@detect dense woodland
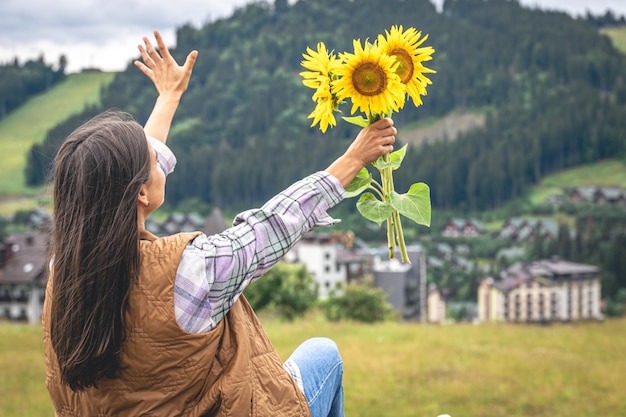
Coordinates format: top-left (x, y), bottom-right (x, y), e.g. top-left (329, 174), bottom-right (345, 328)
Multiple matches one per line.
top-left (0, 55), bottom-right (66, 119)
top-left (22, 0), bottom-right (626, 211)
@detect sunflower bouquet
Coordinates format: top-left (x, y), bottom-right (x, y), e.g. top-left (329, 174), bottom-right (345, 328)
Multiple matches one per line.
top-left (300, 26), bottom-right (435, 263)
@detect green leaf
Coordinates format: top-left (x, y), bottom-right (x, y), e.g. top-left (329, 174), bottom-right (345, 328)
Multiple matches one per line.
top-left (372, 144), bottom-right (408, 170)
top-left (389, 183), bottom-right (431, 227)
top-left (345, 168), bottom-right (373, 198)
top-left (342, 115), bottom-right (370, 127)
top-left (356, 193), bottom-right (394, 226)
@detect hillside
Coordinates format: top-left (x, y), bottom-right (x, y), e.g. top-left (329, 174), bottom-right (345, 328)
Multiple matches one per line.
top-left (2, 2), bottom-right (626, 216)
top-left (21, 0), bottom-right (626, 213)
top-left (601, 25), bottom-right (626, 53)
top-left (529, 159), bottom-right (626, 204)
top-left (0, 71), bottom-right (114, 213)
top-left (400, 111), bottom-right (486, 145)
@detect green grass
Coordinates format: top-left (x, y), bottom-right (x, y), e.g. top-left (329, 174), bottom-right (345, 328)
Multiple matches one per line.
top-left (0, 72), bottom-right (115, 200)
top-left (602, 25), bottom-right (626, 54)
top-left (3, 316), bottom-right (625, 417)
top-left (529, 159), bottom-right (626, 205)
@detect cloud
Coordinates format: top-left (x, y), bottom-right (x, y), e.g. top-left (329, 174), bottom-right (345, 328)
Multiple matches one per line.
top-left (0, 0), bottom-right (253, 71)
top-left (518, 0), bottom-right (626, 16)
top-left (1, 0), bottom-right (249, 42)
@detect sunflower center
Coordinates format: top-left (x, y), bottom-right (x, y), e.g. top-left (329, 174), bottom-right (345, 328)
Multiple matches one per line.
top-left (351, 62), bottom-right (387, 96)
top-left (389, 48), bottom-right (414, 84)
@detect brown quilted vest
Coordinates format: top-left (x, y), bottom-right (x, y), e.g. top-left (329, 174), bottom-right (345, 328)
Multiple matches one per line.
top-left (43, 231), bottom-right (311, 417)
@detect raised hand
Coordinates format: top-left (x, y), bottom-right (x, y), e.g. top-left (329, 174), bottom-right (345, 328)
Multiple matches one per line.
top-left (135, 30), bottom-right (198, 101)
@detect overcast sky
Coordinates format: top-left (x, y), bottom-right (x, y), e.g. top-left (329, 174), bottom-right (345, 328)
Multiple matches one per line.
top-left (1, 0), bottom-right (625, 73)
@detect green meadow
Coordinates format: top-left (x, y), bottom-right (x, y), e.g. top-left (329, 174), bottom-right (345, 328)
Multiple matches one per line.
top-left (2, 316), bottom-right (625, 417)
top-left (0, 71), bottom-right (114, 213)
top-left (602, 25), bottom-right (626, 54)
top-left (528, 159), bottom-right (626, 205)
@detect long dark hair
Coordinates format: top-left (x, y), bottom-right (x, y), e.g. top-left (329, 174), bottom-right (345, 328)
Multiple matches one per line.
top-left (49, 111), bottom-right (151, 391)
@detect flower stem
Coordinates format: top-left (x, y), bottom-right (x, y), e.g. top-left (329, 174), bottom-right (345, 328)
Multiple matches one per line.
top-left (394, 210), bottom-right (410, 263)
top-left (382, 153), bottom-right (395, 259)
top-left (387, 213), bottom-right (395, 260)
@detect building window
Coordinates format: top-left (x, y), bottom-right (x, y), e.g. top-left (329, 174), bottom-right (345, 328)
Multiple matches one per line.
top-left (0, 287), bottom-right (9, 302)
top-left (324, 265), bottom-right (330, 273)
top-left (503, 298), bottom-right (509, 320)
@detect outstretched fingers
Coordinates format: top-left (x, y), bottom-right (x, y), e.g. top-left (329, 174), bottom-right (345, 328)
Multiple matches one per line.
top-left (183, 50), bottom-right (199, 73)
top-left (152, 30), bottom-right (171, 60)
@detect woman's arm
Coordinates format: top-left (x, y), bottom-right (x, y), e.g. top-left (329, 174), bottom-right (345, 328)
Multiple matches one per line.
top-left (175, 120), bottom-right (397, 333)
top-left (135, 30), bottom-right (198, 143)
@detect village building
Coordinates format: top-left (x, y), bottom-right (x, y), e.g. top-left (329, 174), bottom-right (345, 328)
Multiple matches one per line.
top-left (372, 246), bottom-right (427, 321)
top-left (442, 218), bottom-right (486, 238)
top-left (0, 231), bottom-right (49, 323)
top-left (496, 217), bottom-right (558, 242)
top-left (203, 207), bottom-right (229, 236)
top-left (284, 232), bottom-right (366, 299)
top-left (478, 258), bottom-right (602, 323)
top-left (564, 186), bottom-right (626, 207)
top-left (427, 284), bottom-right (447, 324)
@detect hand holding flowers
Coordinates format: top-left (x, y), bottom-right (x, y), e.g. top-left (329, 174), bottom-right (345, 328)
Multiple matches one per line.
top-left (300, 25), bottom-right (436, 262)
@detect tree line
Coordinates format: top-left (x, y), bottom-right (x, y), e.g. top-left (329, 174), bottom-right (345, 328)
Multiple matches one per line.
top-left (0, 56), bottom-right (66, 119)
top-left (23, 0), bottom-right (626, 213)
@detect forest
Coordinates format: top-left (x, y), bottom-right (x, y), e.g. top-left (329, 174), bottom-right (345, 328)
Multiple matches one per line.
top-left (0, 56), bottom-right (66, 119)
top-left (18, 0), bottom-right (626, 212)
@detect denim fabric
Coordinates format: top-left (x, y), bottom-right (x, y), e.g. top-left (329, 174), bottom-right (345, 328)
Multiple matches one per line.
top-left (285, 337), bottom-right (344, 417)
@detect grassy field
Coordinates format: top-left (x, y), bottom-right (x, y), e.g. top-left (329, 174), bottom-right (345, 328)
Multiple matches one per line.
top-left (529, 159), bottom-right (626, 205)
top-left (2, 316), bottom-right (625, 417)
top-left (602, 25), bottom-right (626, 54)
top-left (0, 71), bottom-right (115, 211)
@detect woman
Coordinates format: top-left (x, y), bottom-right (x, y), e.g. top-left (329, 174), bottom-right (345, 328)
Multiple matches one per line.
top-left (43, 31), bottom-right (397, 417)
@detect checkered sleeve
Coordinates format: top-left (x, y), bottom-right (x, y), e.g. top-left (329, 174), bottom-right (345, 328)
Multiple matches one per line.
top-left (147, 136), bottom-right (177, 176)
top-left (174, 171), bottom-right (345, 333)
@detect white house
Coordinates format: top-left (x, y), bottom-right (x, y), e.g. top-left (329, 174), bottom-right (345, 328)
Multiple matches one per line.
top-left (285, 232), bottom-right (365, 299)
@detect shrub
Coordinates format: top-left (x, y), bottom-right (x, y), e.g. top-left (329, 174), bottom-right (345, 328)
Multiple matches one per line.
top-left (320, 281), bottom-right (397, 323)
top-left (245, 262), bottom-right (318, 321)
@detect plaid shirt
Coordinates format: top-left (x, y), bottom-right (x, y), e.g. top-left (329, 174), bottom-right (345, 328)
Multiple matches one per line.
top-left (149, 138), bottom-right (345, 334)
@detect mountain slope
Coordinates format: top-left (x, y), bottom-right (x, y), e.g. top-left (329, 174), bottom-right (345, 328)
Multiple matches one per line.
top-left (0, 71), bottom-right (114, 200)
top-left (17, 0), bottom-right (626, 212)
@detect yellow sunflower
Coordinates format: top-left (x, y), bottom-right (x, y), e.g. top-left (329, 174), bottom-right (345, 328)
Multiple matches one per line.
top-left (333, 39), bottom-right (406, 117)
top-left (300, 42), bottom-right (341, 132)
top-left (377, 25), bottom-right (436, 107)
top-left (307, 77), bottom-right (337, 133)
top-left (300, 42), bottom-right (337, 90)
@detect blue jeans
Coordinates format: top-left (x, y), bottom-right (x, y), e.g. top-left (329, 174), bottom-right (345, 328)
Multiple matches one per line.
top-left (284, 337), bottom-right (344, 417)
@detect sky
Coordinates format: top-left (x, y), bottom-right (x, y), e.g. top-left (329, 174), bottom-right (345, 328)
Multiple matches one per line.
top-left (1, 0), bottom-right (625, 73)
